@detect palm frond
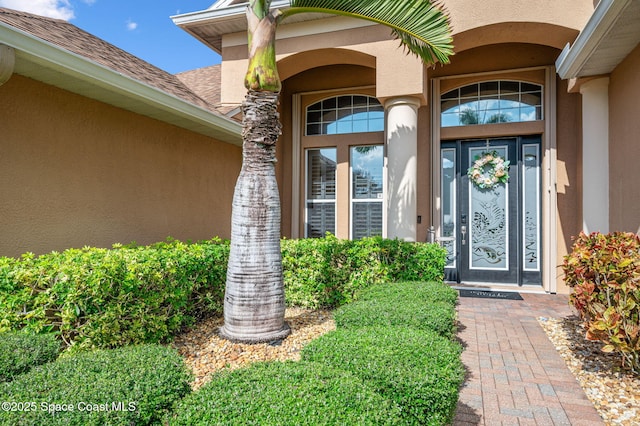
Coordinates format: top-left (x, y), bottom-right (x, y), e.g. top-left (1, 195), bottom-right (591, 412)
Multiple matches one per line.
top-left (281, 0), bottom-right (453, 65)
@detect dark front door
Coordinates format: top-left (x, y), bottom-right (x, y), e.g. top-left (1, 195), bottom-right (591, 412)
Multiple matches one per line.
top-left (441, 136), bottom-right (542, 286)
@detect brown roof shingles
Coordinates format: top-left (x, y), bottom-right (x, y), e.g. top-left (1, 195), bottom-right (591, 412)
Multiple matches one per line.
top-left (0, 7), bottom-right (217, 112)
top-left (176, 64), bottom-right (240, 118)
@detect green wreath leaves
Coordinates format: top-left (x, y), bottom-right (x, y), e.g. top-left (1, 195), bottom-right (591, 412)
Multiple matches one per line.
top-left (467, 151), bottom-right (510, 189)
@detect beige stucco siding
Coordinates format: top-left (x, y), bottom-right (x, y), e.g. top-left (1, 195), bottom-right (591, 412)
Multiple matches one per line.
top-left (609, 42), bottom-right (640, 234)
top-left (0, 75), bottom-right (241, 257)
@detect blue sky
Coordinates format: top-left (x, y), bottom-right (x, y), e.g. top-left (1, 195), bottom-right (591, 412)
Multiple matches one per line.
top-left (0, 0), bottom-right (223, 74)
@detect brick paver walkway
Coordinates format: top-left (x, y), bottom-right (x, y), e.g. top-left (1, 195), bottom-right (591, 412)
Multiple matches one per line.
top-left (453, 292), bottom-right (604, 425)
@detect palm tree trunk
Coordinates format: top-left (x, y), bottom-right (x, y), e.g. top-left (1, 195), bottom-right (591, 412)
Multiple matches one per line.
top-left (219, 90), bottom-right (290, 343)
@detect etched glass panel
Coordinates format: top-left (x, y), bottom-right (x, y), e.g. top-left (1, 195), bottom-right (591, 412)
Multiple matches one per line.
top-left (351, 145), bottom-right (383, 239)
top-left (523, 144), bottom-right (540, 271)
top-left (441, 149), bottom-right (456, 267)
top-left (306, 148), bottom-right (336, 238)
top-left (469, 146), bottom-right (508, 270)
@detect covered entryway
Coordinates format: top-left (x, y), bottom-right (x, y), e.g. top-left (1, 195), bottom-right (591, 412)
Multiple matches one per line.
top-left (440, 136), bottom-right (542, 286)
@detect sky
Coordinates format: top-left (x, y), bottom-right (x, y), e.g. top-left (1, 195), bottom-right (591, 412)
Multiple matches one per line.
top-left (0, 0), bottom-right (223, 74)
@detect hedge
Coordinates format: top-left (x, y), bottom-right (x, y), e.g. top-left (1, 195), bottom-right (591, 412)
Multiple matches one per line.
top-left (0, 332), bottom-right (60, 382)
top-left (302, 326), bottom-right (463, 425)
top-left (0, 344), bottom-right (192, 426)
top-left (0, 236), bottom-right (445, 351)
top-left (0, 238), bottom-right (229, 352)
top-left (281, 235), bottom-right (446, 307)
top-left (333, 282), bottom-right (457, 338)
top-left (169, 361), bottom-right (402, 425)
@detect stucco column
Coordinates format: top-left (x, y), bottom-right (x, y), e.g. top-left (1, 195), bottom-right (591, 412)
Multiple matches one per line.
top-left (385, 97), bottom-right (420, 241)
top-left (580, 77), bottom-right (609, 234)
top-left (0, 44), bottom-right (15, 86)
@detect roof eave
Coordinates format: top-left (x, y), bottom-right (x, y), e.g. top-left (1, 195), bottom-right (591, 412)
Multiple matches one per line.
top-left (556, 0), bottom-right (637, 79)
top-left (172, 1), bottom-right (290, 52)
top-left (0, 21), bottom-right (242, 146)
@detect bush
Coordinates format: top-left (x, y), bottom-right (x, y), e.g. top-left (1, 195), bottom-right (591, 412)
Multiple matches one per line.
top-left (0, 344), bottom-right (192, 425)
top-left (0, 235), bottom-right (446, 351)
top-left (282, 236), bottom-right (446, 308)
top-left (0, 332), bottom-right (60, 382)
top-left (170, 361), bottom-right (401, 425)
top-left (563, 231), bottom-right (640, 373)
top-left (334, 282), bottom-right (457, 338)
top-left (302, 327), bottom-right (464, 425)
top-left (0, 238), bottom-right (228, 351)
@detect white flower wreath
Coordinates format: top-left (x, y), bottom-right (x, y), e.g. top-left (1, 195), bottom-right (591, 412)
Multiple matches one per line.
top-left (467, 150), bottom-right (510, 189)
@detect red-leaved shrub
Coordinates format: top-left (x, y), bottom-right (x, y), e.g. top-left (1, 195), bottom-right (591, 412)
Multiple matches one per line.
top-left (563, 232), bottom-right (640, 374)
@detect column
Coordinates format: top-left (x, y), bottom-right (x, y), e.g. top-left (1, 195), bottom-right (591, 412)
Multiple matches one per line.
top-left (385, 97), bottom-right (420, 241)
top-left (580, 78), bottom-right (609, 234)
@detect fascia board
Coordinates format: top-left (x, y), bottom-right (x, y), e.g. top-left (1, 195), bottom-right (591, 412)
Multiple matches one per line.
top-left (556, 0), bottom-right (631, 79)
top-left (172, 0), bottom-right (290, 26)
top-left (0, 22), bottom-right (242, 145)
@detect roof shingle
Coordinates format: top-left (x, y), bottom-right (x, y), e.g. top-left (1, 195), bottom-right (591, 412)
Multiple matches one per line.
top-left (0, 7), bottom-right (215, 111)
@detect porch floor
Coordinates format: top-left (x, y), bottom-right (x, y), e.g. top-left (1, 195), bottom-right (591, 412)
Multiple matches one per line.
top-left (453, 291), bottom-right (604, 425)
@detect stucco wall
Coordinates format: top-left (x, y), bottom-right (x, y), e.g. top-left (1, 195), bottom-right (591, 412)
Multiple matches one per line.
top-left (609, 43), bottom-right (640, 234)
top-left (0, 75), bottom-right (241, 257)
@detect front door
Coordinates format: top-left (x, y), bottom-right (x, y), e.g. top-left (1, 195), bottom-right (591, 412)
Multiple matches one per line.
top-left (440, 136), bottom-right (542, 286)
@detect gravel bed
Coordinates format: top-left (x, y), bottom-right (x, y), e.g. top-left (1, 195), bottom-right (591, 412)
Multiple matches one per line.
top-left (538, 316), bottom-right (640, 426)
top-left (172, 308), bottom-right (335, 390)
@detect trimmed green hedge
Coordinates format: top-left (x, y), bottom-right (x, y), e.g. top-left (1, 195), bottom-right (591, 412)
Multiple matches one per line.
top-left (171, 282), bottom-right (461, 425)
top-left (282, 236), bottom-right (446, 308)
top-left (170, 361), bottom-right (402, 425)
top-left (302, 327), bottom-right (464, 425)
top-left (0, 236), bottom-right (445, 351)
top-left (0, 239), bottom-right (229, 352)
top-left (0, 332), bottom-right (60, 382)
top-left (333, 282), bottom-right (458, 338)
top-left (0, 344), bottom-right (192, 426)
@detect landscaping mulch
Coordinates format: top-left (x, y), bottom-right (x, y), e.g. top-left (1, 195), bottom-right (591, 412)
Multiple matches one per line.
top-left (172, 308), bottom-right (335, 390)
top-left (539, 316), bottom-right (640, 426)
top-left (173, 307), bottom-right (639, 425)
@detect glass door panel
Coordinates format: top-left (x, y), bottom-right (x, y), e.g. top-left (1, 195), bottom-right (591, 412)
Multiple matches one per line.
top-left (468, 146), bottom-right (509, 271)
top-left (441, 136), bottom-right (542, 285)
top-left (305, 148), bottom-right (337, 238)
top-left (350, 145), bottom-right (383, 239)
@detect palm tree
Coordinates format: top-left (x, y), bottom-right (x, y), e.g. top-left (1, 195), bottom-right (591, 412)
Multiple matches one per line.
top-left (219, 0), bottom-right (454, 343)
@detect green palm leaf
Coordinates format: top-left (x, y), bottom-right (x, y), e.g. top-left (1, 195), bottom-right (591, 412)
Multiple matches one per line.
top-left (281, 0), bottom-right (453, 65)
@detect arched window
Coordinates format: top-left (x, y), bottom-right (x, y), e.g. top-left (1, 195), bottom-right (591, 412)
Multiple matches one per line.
top-left (441, 81), bottom-right (543, 127)
top-left (306, 95), bottom-right (384, 135)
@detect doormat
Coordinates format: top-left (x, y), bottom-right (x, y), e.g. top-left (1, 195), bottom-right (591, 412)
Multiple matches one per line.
top-left (458, 289), bottom-right (523, 300)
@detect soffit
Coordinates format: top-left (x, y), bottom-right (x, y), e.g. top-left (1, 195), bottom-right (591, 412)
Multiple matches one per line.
top-left (172, 1), bottom-right (334, 53)
top-left (556, 0), bottom-right (640, 78)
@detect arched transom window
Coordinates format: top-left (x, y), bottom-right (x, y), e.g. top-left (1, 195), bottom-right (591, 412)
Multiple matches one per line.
top-left (441, 81), bottom-right (543, 127)
top-left (306, 95), bottom-right (384, 135)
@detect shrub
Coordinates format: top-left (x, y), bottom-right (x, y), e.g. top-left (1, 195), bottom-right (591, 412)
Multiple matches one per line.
top-left (355, 281), bottom-right (458, 305)
top-left (0, 238), bottom-right (228, 351)
top-left (334, 282), bottom-right (457, 338)
top-left (282, 236), bottom-right (446, 308)
top-left (0, 344), bottom-right (192, 425)
top-left (0, 332), bottom-right (60, 382)
top-left (0, 235), bottom-right (445, 350)
top-left (170, 361), bottom-right (401, 425)
top-left (302, 327), bottom-right (464, 425)
top-left (563, 231), bottom-right (640, 373)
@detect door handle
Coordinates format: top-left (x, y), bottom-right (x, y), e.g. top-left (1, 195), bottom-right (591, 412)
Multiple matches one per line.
top-left (461, 225), bottom-right (467, 245)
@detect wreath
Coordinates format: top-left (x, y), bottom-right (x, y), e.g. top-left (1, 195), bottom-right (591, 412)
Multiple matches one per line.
top-left (467, 150), bottom-right (510, 189)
